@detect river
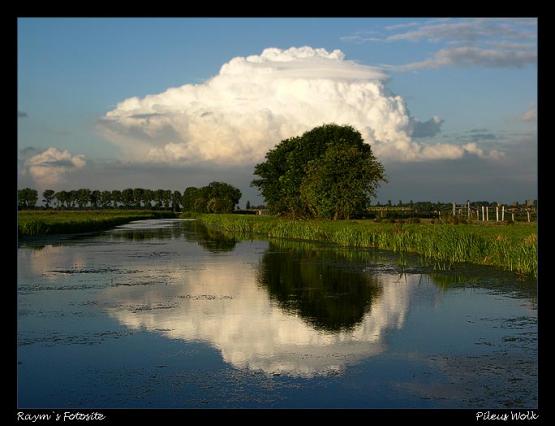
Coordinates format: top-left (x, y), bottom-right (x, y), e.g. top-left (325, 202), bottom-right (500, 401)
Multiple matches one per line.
top-left (17, 218), bottom-right (537, 408)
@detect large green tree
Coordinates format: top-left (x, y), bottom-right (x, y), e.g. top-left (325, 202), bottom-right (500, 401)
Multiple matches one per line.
top-left (181, 182), bottom-right (241, 213)
top-left (252, 136), bottom-right (301, 215)
top-left (252, 124), bottom-right (386, 218)
top-left (205, 182), bottom-right (241, 213)
top-left (300, 145), bottom-right (386, 219)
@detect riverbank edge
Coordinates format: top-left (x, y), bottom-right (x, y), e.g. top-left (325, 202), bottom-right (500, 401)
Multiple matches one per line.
top-left (194, 213), bottom-right (537, 278)
top-left (17, 210), bottom-right (178, 237)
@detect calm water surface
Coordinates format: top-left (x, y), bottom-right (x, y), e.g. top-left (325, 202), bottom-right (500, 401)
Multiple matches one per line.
top-left (17, 219), bottom-right (537, 408)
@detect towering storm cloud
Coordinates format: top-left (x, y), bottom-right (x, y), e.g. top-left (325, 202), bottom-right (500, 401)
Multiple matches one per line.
top-left (99, 46), bottom-right (502, 165)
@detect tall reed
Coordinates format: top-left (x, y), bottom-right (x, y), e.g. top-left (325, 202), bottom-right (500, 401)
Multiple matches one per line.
top-left (196, 214), bottom-right (537, 278)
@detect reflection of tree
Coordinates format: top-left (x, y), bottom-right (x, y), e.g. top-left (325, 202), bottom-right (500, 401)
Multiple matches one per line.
top-left (257, 241), bottom-right (382, 332)
top-left (429, 272), bottom-right (473, 290)
top-left (428, 269), bottom-right (537, 305)
top-left (182, 221), bottom-right (238, 253)
top-left (104, 221), bottom-right (238, 253)
top-left (20, 220), bottom-right (239, 254)
top-left (107, 226), bottom-right (185, 242)
top-left (20, 222), bottom-right (187, 247)
top-left (18, 232), bottom-right (108, 250)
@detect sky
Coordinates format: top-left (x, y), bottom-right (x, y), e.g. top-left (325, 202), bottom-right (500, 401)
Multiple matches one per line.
top-left (17, 17), bottom-right (538, 205)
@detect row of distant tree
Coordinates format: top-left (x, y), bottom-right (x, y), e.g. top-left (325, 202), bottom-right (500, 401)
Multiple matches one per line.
top-left (17, 182), bottom-right (243, 213)
top-left (17, 185), bottom-right (534, 214)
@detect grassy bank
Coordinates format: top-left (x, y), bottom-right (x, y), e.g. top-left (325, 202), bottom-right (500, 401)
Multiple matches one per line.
top-left (195, 214), bottom-right (537, 278)
top-left (18, 209), bottom-right (177, 237)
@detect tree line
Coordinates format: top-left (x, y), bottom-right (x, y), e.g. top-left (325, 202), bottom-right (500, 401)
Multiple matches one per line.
top-left (17, 181), bottom-right (242, 213)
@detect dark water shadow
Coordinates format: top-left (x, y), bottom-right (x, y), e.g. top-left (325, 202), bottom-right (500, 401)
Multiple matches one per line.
top-left (180, 220), bottom-right (238, 253)
top-left (256, 240), bottom-right (382, 332)
top-left (255, 239), bottom-right (537, 333)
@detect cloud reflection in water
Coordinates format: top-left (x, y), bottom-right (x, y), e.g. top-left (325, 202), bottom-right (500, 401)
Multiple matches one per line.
top-left (102, 242), bottom-right (418, 377)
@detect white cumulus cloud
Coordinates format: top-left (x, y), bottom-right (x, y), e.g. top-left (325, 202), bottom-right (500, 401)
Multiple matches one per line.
top-left (23, 147), bottom-right (86, 188)
top-left (99, 46), bottom-right (502, 165)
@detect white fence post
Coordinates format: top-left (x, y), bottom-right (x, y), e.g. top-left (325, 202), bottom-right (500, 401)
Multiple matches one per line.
top-left (452, 202), bottom-right (455, 216)
top-left (496, 206), bottom-right (499, 222)
top-left (502, 205), bottom-right (505, 222)
top-left (486, 206), bottom-right (489, 222)
top-left (527, 210), bottom-right (531, 222)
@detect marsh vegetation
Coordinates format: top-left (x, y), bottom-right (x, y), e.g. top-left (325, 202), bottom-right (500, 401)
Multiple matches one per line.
top-left (196, 214), bottom-right (537, 278)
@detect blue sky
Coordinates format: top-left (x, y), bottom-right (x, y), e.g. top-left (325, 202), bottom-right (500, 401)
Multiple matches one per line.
top-left (17, 18), bottom-right (537, 204)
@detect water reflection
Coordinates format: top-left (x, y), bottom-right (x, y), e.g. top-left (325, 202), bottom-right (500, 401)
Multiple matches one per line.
top-left (19, 220), bottom-right (537, 378)
top-left (19, 219), bottom-right (238, 254)
top-left (108, 219), bottom-right (189, 242)
top-left (101, 240), bottom-right (417, 377)
top-left (110, 220), bottom-right (238, 253)
top-left (18, 244), bottom-right (88, 282)
top-left (428, 270), bottom-right (537, 304)
top-left (257, 241), bottom-right (382, 332)
top-left (17, 219), bottom-right (538, 407)
top-left (182, 220), bottom-right (238, 253)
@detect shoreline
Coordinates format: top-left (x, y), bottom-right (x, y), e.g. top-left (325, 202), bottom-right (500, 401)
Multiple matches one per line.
top-left (194, 213), bottom-right (537, 278)
top-left (17, 210), bottom-right (178, 238)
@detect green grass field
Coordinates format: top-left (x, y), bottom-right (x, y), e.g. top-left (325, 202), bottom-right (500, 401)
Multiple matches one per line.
top-left (195, 214), bottom-right (538, 278)
top-left (18, 209), bottom-right (177, 237)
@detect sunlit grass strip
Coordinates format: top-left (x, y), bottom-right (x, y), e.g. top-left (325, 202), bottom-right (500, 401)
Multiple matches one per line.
top-left (195, 214), bottom-right (537, 278)
top-left (18, 210), bottom-right (177, 237)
